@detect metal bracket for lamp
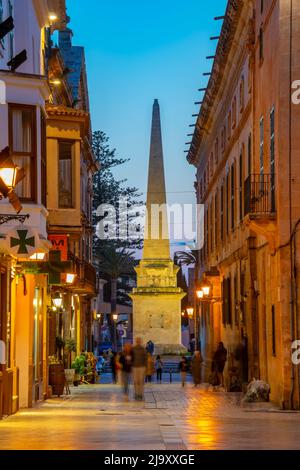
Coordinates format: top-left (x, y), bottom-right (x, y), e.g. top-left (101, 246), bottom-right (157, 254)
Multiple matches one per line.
top-left (0, 213), bottom-right (30, 225)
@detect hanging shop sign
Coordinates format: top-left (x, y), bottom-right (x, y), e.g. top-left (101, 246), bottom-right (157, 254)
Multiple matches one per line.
top-left (8, 225), bottom-right (37, 257)
top-left (48, 234), bottom-right (68, 261)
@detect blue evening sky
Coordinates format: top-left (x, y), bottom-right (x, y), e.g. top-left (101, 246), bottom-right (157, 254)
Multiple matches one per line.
top-left (68, 0), bottom-right (227, 239)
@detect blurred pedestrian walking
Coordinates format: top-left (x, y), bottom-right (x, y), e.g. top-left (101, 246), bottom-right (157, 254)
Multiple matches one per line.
top-left (191, 351), bottom-right (203, 387)
top-left (110, 352), bottom-right (117, 384)
top-left (132, 337), bottom-right (147, 400)
top-left (155, 355), bottom-right (163, 383)
top-left (146, 352), bottom-right (154, 383)
top-left (119, 343), bottom-right (133, 396)
top-left (179, 355), bottom-right (188, 387)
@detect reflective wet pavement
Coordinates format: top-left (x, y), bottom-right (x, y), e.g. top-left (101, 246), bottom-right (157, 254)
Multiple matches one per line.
top-left (1, 381), bottom-right (300, 450)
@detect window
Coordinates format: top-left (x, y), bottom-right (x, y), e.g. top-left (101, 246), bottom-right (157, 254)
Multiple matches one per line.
top-left (232, 97), bottom-right (237, 129)
top-left (234, 275), bottom-right (238, 324)
top-left (227, 111), bottom-right (232, 140)
top-left (231, 163), bottom-right (235, 230)
top-left (222, 277), bottom-right (232, 325)
top-left (261, 0), bottom-right (264, 14)
top-left (270, 107), bottom-right (275, 211)
top-left (272, 305), bottom-right (276, 356)
top-left (259, 27), bottom-right (264, 62)
top-left (9, 104), bottom-right (36, 201)
top-left (209, 153), bottom-right (213, 177)
top-left (215, 190), bottom-right (218, 249)
top-left (58, 141), bottom-right (74, 208)
top-left (239, 150), bottom-right (244, 221)
top-left (226, 173), bottom-right (230, 236)
top-left (221, 126), bottom-right (226, 152)
top-left (210, 202), bottom-right (213, 253)
top-left (260, 117), bottom-right (264, 175)
top-left (220, 184), bottom-right (224, 242)
top-left (240, 270), bottom-right (246, 323)
top-left (215, 138), bottom-right (219, 164)
top-left (205, 208), bottom-right (209, 259)
top-left (239, 76), bottom-right (245, 112)
top-left (41, 111), bottom-right (47, 206)
top-left (248, 133), bottom-right (252, 177)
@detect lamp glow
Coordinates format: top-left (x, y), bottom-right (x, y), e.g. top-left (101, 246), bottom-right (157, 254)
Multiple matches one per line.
top-left (0, 167), bottom-right (17, 188)
top-left (53, 294), bottom-right (63, 309)
top-left (49, 14), bottom-right (58, 21)
top-left (196, 290), bottom-right (204, 299)
top-left (202, 286), bottom-right (210, 296)
top-left (66, 273), bottom-right (75, 284)
top-left (113, 314), bottom-right (118, 321)
top-left (186, 307), bottom-right (194, 318)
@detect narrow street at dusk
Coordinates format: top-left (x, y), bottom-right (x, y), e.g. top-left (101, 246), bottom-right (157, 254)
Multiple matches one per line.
top-left (1, 0), bottom-right (300, 459)
top-left (1, 379), bottom-right (300, 451)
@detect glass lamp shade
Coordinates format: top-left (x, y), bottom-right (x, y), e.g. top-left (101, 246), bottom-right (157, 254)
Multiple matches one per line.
top-left (186, 307), bottom-right (194, 318)
top-left (202, 286), bottom-right (211, 296)
top-left (0, 167), bottom-right (17, 188)
top-left (112, 314), bottom-right (118, 321)
top-left (196, 290), bottom-right (204, 299)
top-left (66, 273), bottom-right (76, 284)
top-left (53, 295), bottom-right (63, 308)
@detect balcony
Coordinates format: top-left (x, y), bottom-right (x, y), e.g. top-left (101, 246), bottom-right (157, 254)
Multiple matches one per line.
top-left (244, 174), bottom-right (276, 254)
top-left (68, 253), bottom-right (97, 294)
top-left (244, 174), bottom-right (276, 217)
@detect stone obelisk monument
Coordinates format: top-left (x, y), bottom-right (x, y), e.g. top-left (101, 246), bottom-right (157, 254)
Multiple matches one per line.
top-left (130, 100), bottom-right (186, 354)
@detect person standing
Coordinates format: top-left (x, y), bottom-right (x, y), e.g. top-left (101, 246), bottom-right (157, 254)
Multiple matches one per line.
top-left (213, 342), bottom-right (228, 388)
top-left (191, 351), bottom-right (203, 387)
top-left (155, 355), bottom-right (163, 383)
top-left (132, 337), bottom-right (147, 400)
top-left (179, 356), bottom-right (188, 387)
top-left (119, 343), bottom-right (132, 396)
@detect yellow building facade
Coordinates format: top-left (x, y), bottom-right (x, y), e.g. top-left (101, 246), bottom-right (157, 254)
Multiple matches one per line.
top-left (188, 0), bottom-right (300, 408)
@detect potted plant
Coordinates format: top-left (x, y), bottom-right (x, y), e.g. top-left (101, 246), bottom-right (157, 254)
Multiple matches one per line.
top-left (64, 339), bottom-right (77, 385)
top-left (71, 353), bottom-right (86, 386)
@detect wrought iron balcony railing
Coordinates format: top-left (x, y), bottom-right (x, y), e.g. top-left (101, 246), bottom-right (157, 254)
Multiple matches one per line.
top-left (244, 174), bottom-right (276, 216)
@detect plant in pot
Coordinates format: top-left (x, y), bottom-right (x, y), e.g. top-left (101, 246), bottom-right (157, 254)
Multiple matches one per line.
top-left (64, 338), bottom-right (77, 385)
top-left (71, 353), bottom-right (86, 386)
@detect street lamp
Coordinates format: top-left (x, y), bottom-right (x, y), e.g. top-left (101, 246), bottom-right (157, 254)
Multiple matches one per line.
top-left (66, 273), bottom-right (76, 284)
top-left (196, 289), bottom-right (204, 299)
top-left (186, 307), bottom-right (194, 319)
top-left (0, 146), bottom-right (28, 220)
top-left (112, 314), bottom-right (118, 351)
top-left (202, 285), bottom-right (211, 297)
top-left (96, 313), bottom-right (101, 321)
top-left (52, 293), bottom-right (63, 309)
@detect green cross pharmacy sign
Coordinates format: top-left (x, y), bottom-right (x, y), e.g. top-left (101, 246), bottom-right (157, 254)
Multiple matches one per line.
top-left (9, 226), bottom-right (36, 256)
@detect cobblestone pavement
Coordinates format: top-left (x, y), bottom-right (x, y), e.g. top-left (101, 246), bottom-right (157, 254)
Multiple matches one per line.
top-left (1, 381), bottom-right (300, 450)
